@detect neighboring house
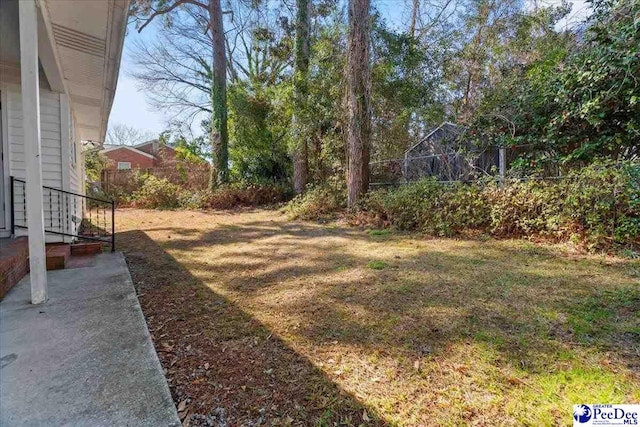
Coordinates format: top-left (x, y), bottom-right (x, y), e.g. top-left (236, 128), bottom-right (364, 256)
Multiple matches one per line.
top-left (0, 0), bottom-right (128, 302)
top-left (101, 145), bottom-right (156, 171)
top-left (101, 140), bottom-right (177, 171)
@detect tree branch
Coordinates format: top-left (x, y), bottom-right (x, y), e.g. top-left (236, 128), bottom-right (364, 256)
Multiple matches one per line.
top-left (137, 0), bottom-right (208, 33)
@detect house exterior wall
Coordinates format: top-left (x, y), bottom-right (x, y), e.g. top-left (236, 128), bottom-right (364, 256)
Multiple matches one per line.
top-left (5, 84), bottom-right (63, 189)
top-left (69, 155), bottom-right (82, 193)
top-left (103, 148), bottom-right (155, 171)
top-left (3, 83), bottom-right (83, 241)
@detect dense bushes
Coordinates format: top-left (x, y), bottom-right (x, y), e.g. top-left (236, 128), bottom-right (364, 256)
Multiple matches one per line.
top-left (289, 162), bottom-right (639, 251)
top-left (360, 179), bottom-right (490, 235)
top-left (105, 172), bottom-right (291, 210)
top-left (131, 175), bottom-right (182, 209)
top-left (179, 182), bottom-right (292, 210)
top-left (284, 177), bottom-right (347, 220)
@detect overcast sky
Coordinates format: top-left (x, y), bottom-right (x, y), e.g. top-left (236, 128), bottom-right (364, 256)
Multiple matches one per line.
top-left (107, 0), bottom-right (591, 140)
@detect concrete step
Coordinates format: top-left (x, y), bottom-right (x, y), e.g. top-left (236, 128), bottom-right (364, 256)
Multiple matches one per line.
top-left (1, 240), bottom-right (103, 297)
top-left (45, 244), bottom-right (70, 271)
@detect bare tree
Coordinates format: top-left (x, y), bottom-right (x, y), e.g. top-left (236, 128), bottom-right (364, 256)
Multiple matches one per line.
top-left (346, 0), bottom-right (372, 207)
top-left (106, 123), bottom-right (156, 146)
top-left (130, 26), bottom-right (212, 122)
top-left (409, 0), bottom-right (420, 37)
top-left (131, 0), bottom-right (230, 187)
top-left (292, 0), bottom-right (311, 194)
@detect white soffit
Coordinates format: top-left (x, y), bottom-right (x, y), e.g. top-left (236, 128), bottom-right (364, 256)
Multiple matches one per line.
top-left (41, 0), bottom-right (128, 143)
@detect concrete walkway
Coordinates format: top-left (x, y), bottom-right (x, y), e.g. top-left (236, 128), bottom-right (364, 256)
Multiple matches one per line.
top-left (0, 253), bottom-right (180, 427)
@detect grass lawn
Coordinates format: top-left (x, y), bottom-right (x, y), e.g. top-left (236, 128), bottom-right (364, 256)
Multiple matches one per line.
top-left (116, 208), bottom-right (640, 426)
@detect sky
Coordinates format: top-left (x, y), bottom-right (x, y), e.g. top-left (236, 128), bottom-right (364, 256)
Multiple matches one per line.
top-left (108, 25), bottom-right (167, 137)
top-left (107, 0), bottom-right (592, 140)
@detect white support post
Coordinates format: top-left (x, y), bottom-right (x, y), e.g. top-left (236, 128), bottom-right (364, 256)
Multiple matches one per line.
top-left (19, 0), bottom-right (48, 304)
top-left (60, 94), bottom-right (71, 240)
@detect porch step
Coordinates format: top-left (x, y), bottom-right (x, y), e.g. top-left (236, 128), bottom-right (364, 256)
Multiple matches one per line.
top-left (0, 238), bottom-right (29, 299)
top-left (46, 244), bottom-right (71, 271)
top-left (70, 242), bottom-right (103, 256)
top-left (0, 240), bottom-right (103, 299)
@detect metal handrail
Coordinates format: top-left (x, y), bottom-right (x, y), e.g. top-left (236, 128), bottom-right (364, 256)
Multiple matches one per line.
top-left (10, 176), bottom-right (115, 252)
top-left (11, 177), bottom-right (113, 204)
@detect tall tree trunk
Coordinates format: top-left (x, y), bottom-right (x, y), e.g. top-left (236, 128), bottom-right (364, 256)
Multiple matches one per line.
top-left (209, 0), bottom-right (229, 188)
top-left (461, 6), bottom-right (488, 123)
top-left (346, 0), bottom-right (371, 208)
top-left (292, 0), bottom-right (311, 194)
top-left (409, 0), bottom-right (420, 37)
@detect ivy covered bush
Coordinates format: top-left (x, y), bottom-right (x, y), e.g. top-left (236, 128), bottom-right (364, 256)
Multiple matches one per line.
top-left (471, 0), bottom-right (640, 166)
top-left (351, 162), bottom-right (639, 251)
top-left (357, 179), bottom-right (490, 235)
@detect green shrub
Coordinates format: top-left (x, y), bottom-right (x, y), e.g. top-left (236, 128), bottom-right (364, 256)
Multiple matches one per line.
top-left (178, 189), bottom-right (213, 210)
top-left (284, 176), bottom-right (347, 220)
top-left (131, 176), bottom-right (181, 209)
top-left (558, 162), bottom-right (640, 249)
top-left (485, 180), bottom-right (564, 238)
top-left (355, 161), bottom-right (639, 251)
top-left (357, 178), bottom-right (490, 236)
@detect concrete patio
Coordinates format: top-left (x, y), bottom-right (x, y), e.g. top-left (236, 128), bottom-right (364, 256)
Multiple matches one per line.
top-left (0, 252), bottom-right (180, 426)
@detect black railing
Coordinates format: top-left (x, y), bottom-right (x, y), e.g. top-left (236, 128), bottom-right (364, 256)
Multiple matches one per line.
top-left (10, 177), bottom-right (115, 252)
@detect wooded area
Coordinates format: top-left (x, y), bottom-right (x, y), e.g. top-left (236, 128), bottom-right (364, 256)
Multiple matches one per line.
top-left (125, 0), bottom-right (638, 205)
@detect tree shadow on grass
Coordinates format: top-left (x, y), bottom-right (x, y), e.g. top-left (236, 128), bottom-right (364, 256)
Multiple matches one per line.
top-left (117, 229), bottom-right (385, 426)
top-left (153, 220), bottom-right (640, 377)
top-left (158, 220), bottom-right (373, 251)
top-left (117, 212), bottom-right (640, 425)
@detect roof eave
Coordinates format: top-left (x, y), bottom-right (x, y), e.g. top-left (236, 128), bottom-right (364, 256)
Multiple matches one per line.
top-left (99, 0), bottom-right (130, 144)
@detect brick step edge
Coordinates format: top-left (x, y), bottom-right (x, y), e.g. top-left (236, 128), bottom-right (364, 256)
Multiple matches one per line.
top-left (46, 244), bottom-right (71, 271)
top-left (71, 242), bottom-right (103, 256)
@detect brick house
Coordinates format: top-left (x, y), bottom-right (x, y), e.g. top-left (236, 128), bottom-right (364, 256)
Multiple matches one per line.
top-left (101, 140), bottom-right (177, 171)
top-left (135, 140), bottom-right (177, 165)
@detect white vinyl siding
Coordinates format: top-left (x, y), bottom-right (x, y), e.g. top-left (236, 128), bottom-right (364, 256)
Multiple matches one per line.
top-left (6, 84), bottom-right (62, 189)
top-left (69, 157), bottom-right (81, 193)
top-left (5, 84), bottom-right (65, 242)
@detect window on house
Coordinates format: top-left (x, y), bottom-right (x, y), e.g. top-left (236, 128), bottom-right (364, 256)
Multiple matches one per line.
top-left (117, 162), bottom-right (131, 170)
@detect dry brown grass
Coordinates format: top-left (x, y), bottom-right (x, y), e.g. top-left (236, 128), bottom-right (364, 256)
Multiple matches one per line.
top-left (117, 208), bottom-right (640, 426)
